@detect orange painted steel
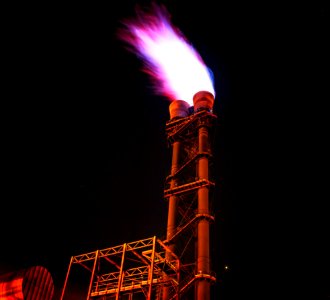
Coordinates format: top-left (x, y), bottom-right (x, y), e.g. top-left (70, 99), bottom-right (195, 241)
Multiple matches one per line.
top-left (60, 91), bottom-right (218, 300)
top-left (162, 92), bottom-right (217, 300)
top-left (60, 237), bottom-right (179, 299)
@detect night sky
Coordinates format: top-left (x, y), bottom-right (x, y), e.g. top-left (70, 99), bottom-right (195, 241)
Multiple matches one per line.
top-left (1, 1), bottom-right (328, 299)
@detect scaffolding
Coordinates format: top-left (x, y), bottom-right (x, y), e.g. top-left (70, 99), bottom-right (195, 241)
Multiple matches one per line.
top-left (60, 237), bottom-right (180, 300)
top-left (162, 105), bottom-right (217, 300)
top-left (60, 92), bottom-right (218, 300)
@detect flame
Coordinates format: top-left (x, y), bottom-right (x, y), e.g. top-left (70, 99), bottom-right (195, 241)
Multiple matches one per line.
top-left (118, 3), bottom-right (215, 106)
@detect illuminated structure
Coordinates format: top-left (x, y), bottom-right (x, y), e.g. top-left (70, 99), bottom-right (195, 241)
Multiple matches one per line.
top-left (60, 91), bottom-right (217, 300)
top-left (0, 265), bottom-right (54, 300)
top-left (162, 91), bottom-right (217, 300)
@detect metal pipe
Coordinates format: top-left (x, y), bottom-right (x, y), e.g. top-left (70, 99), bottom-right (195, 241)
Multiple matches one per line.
top-left (166, 100), bottom-right (190, 248)
top-left (197, 126), bottom-right (211, 300)
top-left (163, 100), bottom-right (190, 300)
top-left (193, 91), bottom-right (214, 300)
top-left (166, 140), bottom-right (180, 249)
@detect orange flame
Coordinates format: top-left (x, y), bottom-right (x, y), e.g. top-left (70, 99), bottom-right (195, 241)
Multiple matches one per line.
top-left (118, 3), bottom-right (215, 106)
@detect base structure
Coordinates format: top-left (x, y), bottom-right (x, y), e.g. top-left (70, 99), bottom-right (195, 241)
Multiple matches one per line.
top-left (162, 106), bottom-right (217, 300)
top-left (60, 98), bottom-right (218, 300)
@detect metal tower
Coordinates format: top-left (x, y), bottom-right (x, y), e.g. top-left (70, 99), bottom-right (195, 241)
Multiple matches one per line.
top-left (162, 91), bottom-right (217, 300)
top-left (60, 91), bottom-right (217, 300)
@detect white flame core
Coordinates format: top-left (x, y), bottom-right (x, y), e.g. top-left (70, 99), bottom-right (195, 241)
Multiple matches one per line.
top-left (119, 4), bottom-right (215, 106)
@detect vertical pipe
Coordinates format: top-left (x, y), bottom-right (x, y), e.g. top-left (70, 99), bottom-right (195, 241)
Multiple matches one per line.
top-left (163, 140), bottom-right (180, 300)
top-left (163, 100), bottom-right (189, 300)
top-left (193, 91), bottom-right (214, 300)
top-left (196, 126), bottom-right (210, 300)
top-left (166, 99), bottom-right (189, 251)
top-left (167, 140), bottom-right (181, 250)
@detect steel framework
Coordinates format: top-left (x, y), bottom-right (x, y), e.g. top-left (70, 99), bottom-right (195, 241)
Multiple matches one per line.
top-left (60, 92), bottom-right (218, 300)
top-left (60, 237), bottom-right (180, 300)
top-left (162, 102), bottom-right (217, 300)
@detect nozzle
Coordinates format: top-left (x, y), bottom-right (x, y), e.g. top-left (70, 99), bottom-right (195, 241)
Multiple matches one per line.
top-left (193, 91), bottom-right (214, 112)
top-left (169, 100), bottom-right (190, 119)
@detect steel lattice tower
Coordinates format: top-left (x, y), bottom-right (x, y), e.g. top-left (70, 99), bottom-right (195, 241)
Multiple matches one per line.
top-left (162, 91), bottom-right (217, 300)
top-left (59, 91), bottom-right (217, 300)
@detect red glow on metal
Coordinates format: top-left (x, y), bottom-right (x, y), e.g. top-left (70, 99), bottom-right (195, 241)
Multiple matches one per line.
top-left (0, 266), bottom-right (54, 300)
top-left (118, 3), bottom-right (215, 105)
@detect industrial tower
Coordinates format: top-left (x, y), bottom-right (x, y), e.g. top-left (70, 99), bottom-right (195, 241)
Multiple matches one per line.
top-left (60, 91), bottom-right (217, 300)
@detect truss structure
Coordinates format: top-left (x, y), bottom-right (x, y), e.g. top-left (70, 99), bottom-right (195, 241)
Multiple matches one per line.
top-left (162, 109), bottom-right (217, 300)
top-left (60, 107), bottom-right (217, 300)
top-left (60, 237), bottom-right (179, 299)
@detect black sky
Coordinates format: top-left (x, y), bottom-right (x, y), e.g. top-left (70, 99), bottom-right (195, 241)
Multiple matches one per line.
top-left (1, 1), bottom-right (328, 299)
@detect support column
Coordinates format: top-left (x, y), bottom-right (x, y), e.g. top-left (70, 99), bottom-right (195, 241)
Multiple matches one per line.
top-left (196, 126), bottom-right (210, 300)
top-left (166, 140), bottom-right (180, 251)
top-left (163, 141), bottom-right (180, 300)
top-left (193, 91), bottom-right (215, 300)
top-left (163, 100), bottom-right (190, 300)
